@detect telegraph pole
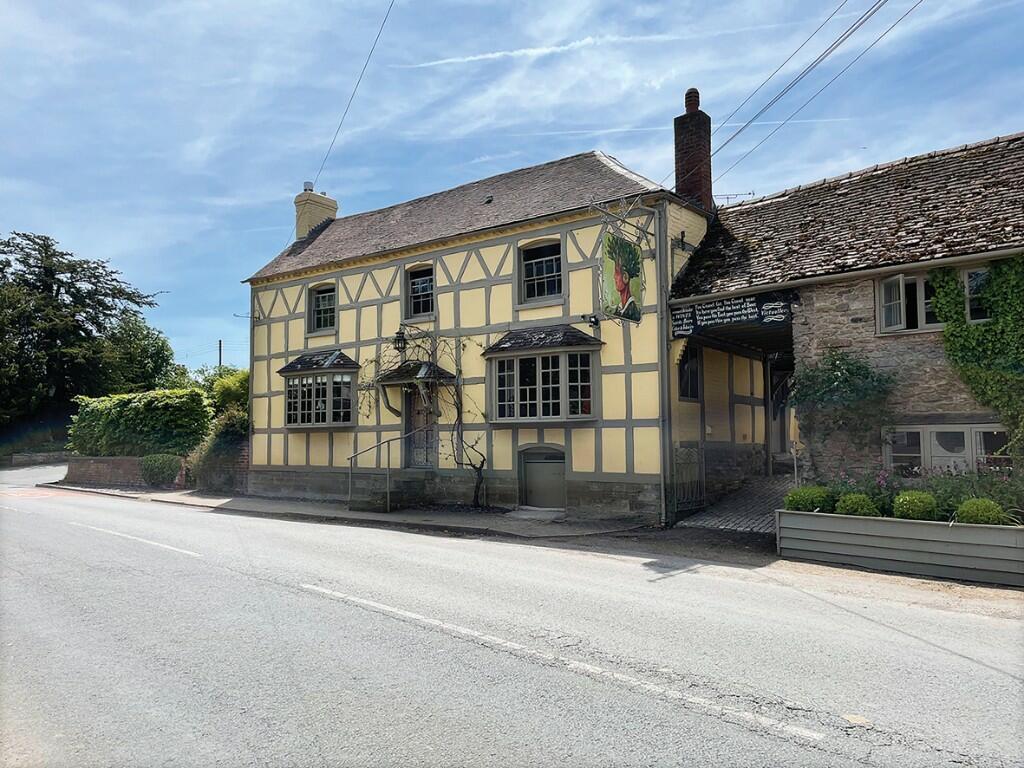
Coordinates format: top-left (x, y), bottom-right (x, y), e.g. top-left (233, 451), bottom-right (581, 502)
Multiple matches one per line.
top-left (218, 339), bottom-right (223, 369)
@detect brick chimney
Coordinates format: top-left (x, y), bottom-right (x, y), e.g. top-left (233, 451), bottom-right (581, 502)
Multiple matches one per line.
top-left (673, 87), bottom-right (712, 212)
top-left (294, 181), bottom-right (338, 239)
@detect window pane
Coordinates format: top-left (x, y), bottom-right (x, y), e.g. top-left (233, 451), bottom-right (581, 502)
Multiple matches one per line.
top-left (881, 276), bottom-right (903, 330)
top-left (540, 355), bottom-right (560, 417)
top-left (520, 243), bottom-right (562, 302)
top-left (679, 346), bottom-right (699, 399)
top-left (930, 430), bottom-right (969, 472)
top-left (889, 430), bottom-right (921, 476)
top-left (496, 359), bottom-right (516, 419)
top-left (332, 373), bottom-right (352, 424)
top-left (518, 357), bottom-right (537, 418)
top-left (967, 269), bottom-right (990, 321)
top-left (568, 353), bottom-right (592, 416)
top-left (976, 429), bottom-right (1010, 469)
top-left (408, 267), bottom-right (434, 317)
top-left (903, 279), bottom-right (919, 330)
top-left (923, 278), bottom-right (940, 326)
top-left (312, 287), bottom-right (336, 331)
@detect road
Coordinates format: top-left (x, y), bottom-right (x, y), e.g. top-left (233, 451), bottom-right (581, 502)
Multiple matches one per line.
top-left (2, 465), bottom-right (1022, 767)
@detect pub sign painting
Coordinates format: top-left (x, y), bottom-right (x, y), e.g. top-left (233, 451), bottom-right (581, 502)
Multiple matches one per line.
top-left (601, 234), bottom-right (644, 323)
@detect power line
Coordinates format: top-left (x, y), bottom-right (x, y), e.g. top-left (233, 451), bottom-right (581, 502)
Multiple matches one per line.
top-left (285, 0), bottom-right (397, 249)
top-left (660, 0), bottom-right (891, 193)
top-left (714, 0), bottom-right (926, 184)
top-left (711, 0), bottom-right (852, 137)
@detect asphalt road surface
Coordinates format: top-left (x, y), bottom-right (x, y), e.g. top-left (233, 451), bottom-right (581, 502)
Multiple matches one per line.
top-left (2, 465), bottom-right (1022, 767)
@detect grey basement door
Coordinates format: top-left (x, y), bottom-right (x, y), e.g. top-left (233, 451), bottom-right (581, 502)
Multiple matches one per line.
top-left (521, 449), bottom-right (566, 509)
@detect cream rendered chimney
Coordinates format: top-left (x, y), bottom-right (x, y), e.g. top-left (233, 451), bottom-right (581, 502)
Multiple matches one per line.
top-left (294, 181), bottom-right (338, 239)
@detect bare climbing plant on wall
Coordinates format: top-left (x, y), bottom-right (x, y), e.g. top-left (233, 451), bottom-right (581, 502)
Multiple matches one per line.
top-left (357, 326), bottom-right (490, 507)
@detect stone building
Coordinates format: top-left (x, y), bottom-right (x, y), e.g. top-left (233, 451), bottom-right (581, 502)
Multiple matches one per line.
top-left (245, 87), bottom-right (1022, 524)
top-left (670, 132), bottom-right (1024, 485)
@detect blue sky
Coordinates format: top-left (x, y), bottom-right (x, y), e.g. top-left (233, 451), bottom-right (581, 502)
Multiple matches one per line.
top-left (2, 0), bottom-right (1021, 368)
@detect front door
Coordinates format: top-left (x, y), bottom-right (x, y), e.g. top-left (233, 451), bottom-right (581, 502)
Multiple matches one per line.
top-left (520, 449), bottom-right (566, 509)
top-left (405, 388), bottom-right (436, 468)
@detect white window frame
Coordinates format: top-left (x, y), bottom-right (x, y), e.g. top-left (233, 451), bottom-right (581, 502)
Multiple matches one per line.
top-left (884, 423), bottom-right (1009, 474)
top-left (403, 263), bottom-right (436, 321)
top-left (490, 350), bottom-right (595, 423)
top-left (877, 265), bottom-right (994, 335)
top-left (516, 238), bottom-right (565, 307)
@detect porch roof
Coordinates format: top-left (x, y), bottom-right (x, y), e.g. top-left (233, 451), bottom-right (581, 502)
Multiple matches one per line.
top-left (376, 360), bottom-right (456, 385)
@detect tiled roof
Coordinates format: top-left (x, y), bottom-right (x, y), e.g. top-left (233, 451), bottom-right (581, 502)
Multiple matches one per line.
top-left (484, 324), bottom-right (602, 355)
top-left (672, 133), bottom-right (1024, 299)
top-left (249, 152), bottom-right (664, 282)
top-left (277, 349), bottom-right (359, 374)
top-left (377, 360), bottom-right (456, 384)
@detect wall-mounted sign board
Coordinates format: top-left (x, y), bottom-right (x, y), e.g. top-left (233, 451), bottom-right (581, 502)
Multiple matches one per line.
top-left (671, 291), bottom-right (794, 338)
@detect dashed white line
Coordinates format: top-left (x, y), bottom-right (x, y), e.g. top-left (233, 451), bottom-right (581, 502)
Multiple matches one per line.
top-left (299, 583), bottom-right (824, 743)
top-left (68, 522), bottom-right (203, 558)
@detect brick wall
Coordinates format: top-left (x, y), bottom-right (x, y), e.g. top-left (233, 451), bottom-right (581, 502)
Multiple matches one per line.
top-left (791, 278), bottom-right (994, 477)
top-left (64, 456), bottom-right (148, 488)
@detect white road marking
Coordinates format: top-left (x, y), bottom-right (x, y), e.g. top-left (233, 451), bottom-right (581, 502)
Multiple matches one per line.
top-left (68, 522), bottom-right (203, 558)
top-left (299, 583), bottom-right (825, 742)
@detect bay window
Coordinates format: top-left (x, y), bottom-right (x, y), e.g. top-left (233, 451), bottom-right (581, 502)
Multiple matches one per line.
top-left (492, 351), bottom-right (593, 421)
top-left (285, 372), bottom-right (354, 426)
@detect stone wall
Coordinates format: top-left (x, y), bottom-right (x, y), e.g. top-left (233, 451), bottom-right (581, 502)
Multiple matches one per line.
top-left (246, 466), bottom-right (661, 525)
top-left (63, 456), bottom-right (148, 488)
top-left (791, 278), bottom-right (995, 477)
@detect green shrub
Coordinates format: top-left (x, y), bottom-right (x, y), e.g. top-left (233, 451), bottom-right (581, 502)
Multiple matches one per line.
top-left (140, 454), bottom-right (182, 487)
top-left (68, 389), bottom-right (212, 457)
top-left (212, 369), bottom-right (249, 414)
top-left (893, 490), bottom-right (940, 521)
top-left (955, 498), bottom-right (1011, 525)
top-left (784, 485), bottom-right (835, 513)
top-left (835, 493), bottom-right (881, 517)
top-left (188, 407), bottom-right (249, 492)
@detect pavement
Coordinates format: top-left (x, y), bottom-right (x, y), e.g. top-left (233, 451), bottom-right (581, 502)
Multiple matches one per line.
top-left (676, 476), bottom-right (792, 535)
top-left (43, 478), bottom-right (648, 539)
top-left (2, 464), bottom-right (1023, 767)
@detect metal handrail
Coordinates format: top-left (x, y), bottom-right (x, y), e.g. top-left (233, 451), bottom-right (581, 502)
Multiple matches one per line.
top-left (347, 424), bottom-right (434, 512)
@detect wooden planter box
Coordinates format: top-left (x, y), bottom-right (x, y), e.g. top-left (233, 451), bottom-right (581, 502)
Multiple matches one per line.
top-left (776, 509), bottom-right (1024, 587)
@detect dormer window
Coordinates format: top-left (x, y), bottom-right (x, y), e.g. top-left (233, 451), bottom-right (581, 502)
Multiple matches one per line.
top-left (308, 285), bottom-right (336, 333)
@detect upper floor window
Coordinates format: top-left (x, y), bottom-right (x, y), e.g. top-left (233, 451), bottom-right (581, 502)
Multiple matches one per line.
top-left (285, 372), bottom-right (354, 426)
top-left (308, 285), bottom-right (336, 333)
top-left (520, 241), bottom-right (562, 303)
top-left (678, 344), bottom-right (700, 400)
top-left (965, 268), bottom-right (990, 321)
top-left (494, 351), bottom-right (592, 421)
top-left (407, 266), bottom-right (434, 318)
top-left (877, 265), bottom-right (992, 334)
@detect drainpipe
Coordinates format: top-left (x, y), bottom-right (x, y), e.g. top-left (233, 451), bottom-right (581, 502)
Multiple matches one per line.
top-left (653, 201), bottom-right (672, 528)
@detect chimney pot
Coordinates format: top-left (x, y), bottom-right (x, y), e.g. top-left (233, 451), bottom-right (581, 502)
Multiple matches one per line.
top-left (685, 87), bottom-right (700, 114)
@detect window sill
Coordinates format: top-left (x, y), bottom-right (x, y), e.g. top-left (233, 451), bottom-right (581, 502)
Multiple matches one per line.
top-left (403, 313), bottom-right (436, 324)
top-left (305, 329), bottom-right (336, 339)
top-left (515, 296), bottom-right (565, 311)
top-left (489, 417), bottom-right (599, 426)
top-left (877, 326), bottom-right (943, 337)
top-left (285, 423), bottom-right (356, 431)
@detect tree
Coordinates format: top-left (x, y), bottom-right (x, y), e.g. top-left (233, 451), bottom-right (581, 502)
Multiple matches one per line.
top-left (0, 231), bottom-right (156, 428)
top-left (211, 369), bottom-right (249, 414)
top-left (100, 313), bottom-right (178, 394)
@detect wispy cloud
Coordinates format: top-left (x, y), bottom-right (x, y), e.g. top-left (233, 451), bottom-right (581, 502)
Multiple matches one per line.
top-left (397, 20), bottom-right (803, 69)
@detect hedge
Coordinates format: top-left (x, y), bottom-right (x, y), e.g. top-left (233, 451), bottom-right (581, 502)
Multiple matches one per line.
top-left (141, 454), bottom-right (183, 487)
top-left (784, 485), bottom-right (835, 513)
top-left (835, 493), bottom-right (881, 517)
top-left (188, 407), bottom-right (248, 492)
top-left (893, 490), bottom-right (940, 521)
top-left (68, 389), bottom-right (211, 457)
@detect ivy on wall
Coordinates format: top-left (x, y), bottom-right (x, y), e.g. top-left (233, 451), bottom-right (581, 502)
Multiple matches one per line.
top-left (929, 256), bottom-right (1024, 459)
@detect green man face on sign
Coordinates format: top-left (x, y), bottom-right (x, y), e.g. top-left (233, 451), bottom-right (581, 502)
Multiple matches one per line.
top-left (603, 234), bottom-right (643, 323)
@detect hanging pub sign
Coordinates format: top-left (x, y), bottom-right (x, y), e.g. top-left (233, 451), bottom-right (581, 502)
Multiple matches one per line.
top-left (671, 291), bottom-right (794, 338)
